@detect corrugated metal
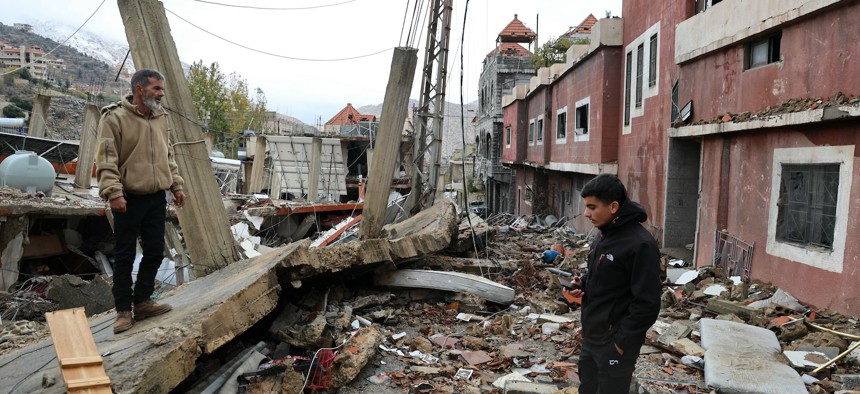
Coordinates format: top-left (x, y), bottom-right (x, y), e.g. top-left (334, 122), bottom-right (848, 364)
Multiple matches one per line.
top-left (266, 136), bottom-right (346, 199)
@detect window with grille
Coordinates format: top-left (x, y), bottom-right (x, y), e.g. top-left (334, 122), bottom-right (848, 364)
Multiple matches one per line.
top-left (624, 51), bottom-right (632, 125)
top-left (649, 34), bottom-right (658, 87)
top-left (777, 164), bottom-right (839, 249)
top-left (636, 43), bottom-right (644, 108)
top-left (505, 126), bottom-right (511, 146)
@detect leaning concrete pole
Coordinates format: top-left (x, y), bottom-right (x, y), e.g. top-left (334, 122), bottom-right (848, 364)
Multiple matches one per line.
top-left (248, 136), bottom-right (267, 193)
top-left (73, 104), bottom-right (100, 189)
top-left (118, 0), bottom-right (240, 275)
top-left (28, 94), bottom-right (51, 137)
top-left (308, 137), bottom-right (322, 201)
top-left (360, 47), bottom-right (418, 239)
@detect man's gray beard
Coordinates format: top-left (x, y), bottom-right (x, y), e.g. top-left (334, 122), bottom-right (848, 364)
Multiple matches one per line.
top-left (143, 97), bottom-right (162, 111)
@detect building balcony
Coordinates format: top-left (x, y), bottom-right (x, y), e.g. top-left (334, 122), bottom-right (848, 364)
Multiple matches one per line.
top-left (675, 0), bottom-right (845, 64)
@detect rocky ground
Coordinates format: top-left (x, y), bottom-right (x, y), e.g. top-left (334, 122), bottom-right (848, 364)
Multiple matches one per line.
top-left (2, 212), bottom-right (860, 393)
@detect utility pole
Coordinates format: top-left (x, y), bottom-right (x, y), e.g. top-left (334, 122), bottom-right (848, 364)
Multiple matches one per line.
top-left (403, 0), bottom-right (453, 216)
top-left (73, 104), bottom-right (99, 189)
top-left (117, 0), bottom-right (240, 275)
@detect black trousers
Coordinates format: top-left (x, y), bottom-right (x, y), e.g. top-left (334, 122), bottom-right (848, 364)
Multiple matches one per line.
top-left (578, 338), bottom-right (640, 394)
top-left (111, 191), bottom-right (166, 311)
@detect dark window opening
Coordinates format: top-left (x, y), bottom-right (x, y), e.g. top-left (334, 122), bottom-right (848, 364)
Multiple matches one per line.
top-left (636, 43), bottom-right (644, 108)
top-left (536, 118), bottom-right (544, 142)
top-left (528, 121), bottom-right (534, 143)
top-left (556, 112), bottom-right (566, 139)
top-left (671, 79), bottom-right (680, 123)
top-left (505, 126), bottom-right (511, 145)
top-left (624, 51), bottom-right (632, 126)
top-left (649, 34), bottom-right (658, 87)
top-left (777, 163), bottom-right (839, 249)
top-left (746, 31), bottom-right (781, 69)
top-left (575, 104), bottom-right (589, 135)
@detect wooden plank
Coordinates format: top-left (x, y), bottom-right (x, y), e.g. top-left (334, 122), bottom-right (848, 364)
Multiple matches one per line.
top-left (74, 104), bottom-right (100, 189)
top-left (119, 0), bottom-right (241, 275)
top-left (375, 269), bottom-right (515, 304)
top-left (360, 47), bottom-right (418, 239)
top-left (45, 307), bottom-right (112, 393)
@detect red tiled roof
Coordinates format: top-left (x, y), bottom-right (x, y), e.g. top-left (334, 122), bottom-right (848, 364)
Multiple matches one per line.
top-left (487, 42), bottom-right (531, 58)
top-left (497, 14), bottom-right (536, 43)
top-left (565, 14), bottom-right (598, 37)
top-left (325, 103), bottom-right (376, 126)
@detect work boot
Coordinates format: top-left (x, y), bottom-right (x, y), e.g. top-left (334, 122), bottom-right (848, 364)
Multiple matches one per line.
top-left (114, 311), bottom-right (134, 334)
top-left (133, 300), bottom-right (173, 320)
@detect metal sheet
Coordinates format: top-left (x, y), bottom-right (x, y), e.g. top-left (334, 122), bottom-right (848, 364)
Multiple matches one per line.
top-left (266, 136), bottom-right (346, 199)
top-left (0, 131), bottom-right (79, 166)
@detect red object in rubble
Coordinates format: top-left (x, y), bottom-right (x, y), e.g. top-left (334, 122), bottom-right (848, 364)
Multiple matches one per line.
top-left (305, 349), bottom-right (337, 389)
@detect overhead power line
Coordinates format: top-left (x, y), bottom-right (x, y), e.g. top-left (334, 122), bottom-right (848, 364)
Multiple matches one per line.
top-left (193, 0), bottom-right (356, 10)
top-left (164, 8), bottom-right (393, 62)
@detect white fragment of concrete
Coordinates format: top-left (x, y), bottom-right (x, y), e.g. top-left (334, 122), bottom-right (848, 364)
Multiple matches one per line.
top-left (784, 350), bottom-right (829, 369)
top-left (492, 371), bottom-right (530, 389)
top-left (704, 284), bottom-right (728, 296)
top-left (675, 269), bottom-right (699, 285)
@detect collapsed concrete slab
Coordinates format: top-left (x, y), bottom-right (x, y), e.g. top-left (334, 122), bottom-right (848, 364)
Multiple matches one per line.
top-left (699, 319), bottom-right (806, 394)
top-left (0, 201), bottom-right (460, 394)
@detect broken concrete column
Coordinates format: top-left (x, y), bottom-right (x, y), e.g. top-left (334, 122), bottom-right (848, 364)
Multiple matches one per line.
top-left (330, 326), bottom-right (383, 388)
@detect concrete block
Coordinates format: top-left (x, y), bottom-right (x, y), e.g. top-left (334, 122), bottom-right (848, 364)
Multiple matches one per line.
top-left (835, 374), bottom-right (860, 391)
top-left (671, 338), bottom-right (705, 357)
top-left (700, 319), bottom-right (806, 394)
top-left (658, 321), bottom-right (692, 347)
top-left (503, 381), bottom-right (558, 394)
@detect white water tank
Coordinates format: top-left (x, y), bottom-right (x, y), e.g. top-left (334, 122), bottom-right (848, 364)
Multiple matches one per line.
top-left (0, 151), bottom-right (55, 196)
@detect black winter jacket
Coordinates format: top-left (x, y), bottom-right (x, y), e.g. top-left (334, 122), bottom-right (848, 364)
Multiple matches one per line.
top-left (580, 200), bottom-right (661, 354)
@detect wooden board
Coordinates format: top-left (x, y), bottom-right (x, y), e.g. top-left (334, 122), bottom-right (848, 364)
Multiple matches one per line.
top-left (375, 269), bottom-right (515, 304)
top-left (45, 308), bottom-right (111, 393)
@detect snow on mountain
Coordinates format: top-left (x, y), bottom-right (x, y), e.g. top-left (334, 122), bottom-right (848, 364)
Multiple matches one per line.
top-left (29, 20), bottom-right (133, 72)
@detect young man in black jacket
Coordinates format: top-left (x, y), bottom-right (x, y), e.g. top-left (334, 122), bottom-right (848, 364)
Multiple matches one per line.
top-left (565, 174), bottom-right (662, 393)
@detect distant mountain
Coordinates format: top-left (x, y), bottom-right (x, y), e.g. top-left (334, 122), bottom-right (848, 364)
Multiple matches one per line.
top-left (358, 99), bottom-right (478, 158)
top-left (28, 21), bottom-right (132, 74)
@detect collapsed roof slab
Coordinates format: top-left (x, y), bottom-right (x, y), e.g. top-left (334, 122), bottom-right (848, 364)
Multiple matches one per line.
top-left (0, 200), bottom-right (458, 393)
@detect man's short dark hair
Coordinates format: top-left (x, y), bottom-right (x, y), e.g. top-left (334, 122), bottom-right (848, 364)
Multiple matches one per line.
top-left (131, 69), bottom-right (164, 92)
top-left (581, 173), bottom-right (628, 206)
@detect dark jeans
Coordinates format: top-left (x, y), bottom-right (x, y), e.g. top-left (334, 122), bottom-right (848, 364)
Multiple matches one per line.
top-left (578, 338), bottom-right (640, 394)
top-left (112, 191), bottom-right (166, 311)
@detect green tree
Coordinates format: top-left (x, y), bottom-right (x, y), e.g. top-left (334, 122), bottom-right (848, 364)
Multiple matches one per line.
top-left (3, 104), bottom-right (25, 118)
top-left (531, 37), bottom-right (574, 69)
top-left (18, 68), bottom-right (32, 80)
top-left (187, 60), bottom-right (230, 148)
top-left (10, 96), bottom-right (32, 112)
top-left (187, 61), bottom-right (268, 158)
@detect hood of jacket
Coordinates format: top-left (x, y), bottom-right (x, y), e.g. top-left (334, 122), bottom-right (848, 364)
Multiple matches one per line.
top-left (598, 200), bottom-right (648, 233)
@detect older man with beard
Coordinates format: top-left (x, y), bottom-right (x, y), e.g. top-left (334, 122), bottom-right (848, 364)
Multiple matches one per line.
top-left (96, 68), bottom-right (186, 334)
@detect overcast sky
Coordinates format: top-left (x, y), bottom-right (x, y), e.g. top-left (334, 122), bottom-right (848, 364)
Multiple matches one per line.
top-left (1, 0), bottom-right (622, 125)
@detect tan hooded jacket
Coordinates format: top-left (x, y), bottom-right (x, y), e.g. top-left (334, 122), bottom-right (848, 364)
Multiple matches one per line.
top-left (95, 95), bottom-right (184, 201)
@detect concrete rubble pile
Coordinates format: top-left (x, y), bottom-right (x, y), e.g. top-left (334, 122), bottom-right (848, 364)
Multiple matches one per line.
top-left (2, 209), bottom-right (860, 394)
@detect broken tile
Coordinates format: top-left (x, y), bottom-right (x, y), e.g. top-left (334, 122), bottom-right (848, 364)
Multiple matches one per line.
top-left (461, 350), bottom-right (492, 365)
top-left (500, 343), bottom-right (529, 358)
top-left (431, 336), bottom-right (460, 349)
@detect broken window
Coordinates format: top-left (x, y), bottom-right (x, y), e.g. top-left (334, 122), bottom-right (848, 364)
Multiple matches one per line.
top-left (777, 164), bottom-right (839, 249)
top-left (528, 120), bottom-right (535, 143)
top-left (556, 110), bottom-right (567, 140)
top-left (746, 31), bottom-right (781, 69)
top-left (649, 34), bottom-right (658, 87)
top-left (636, 43), bottom-right (644, 108)
top-left (505, 126), bottom-right (511, 146)
top-left (575, 103), bottom-right (589, 135)
top-left (671, 79), bottom-right (680, 123)
top-left (624, 51), bottom-right (632, 126)
top-left (536, 117), bottom-right (544, 143)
